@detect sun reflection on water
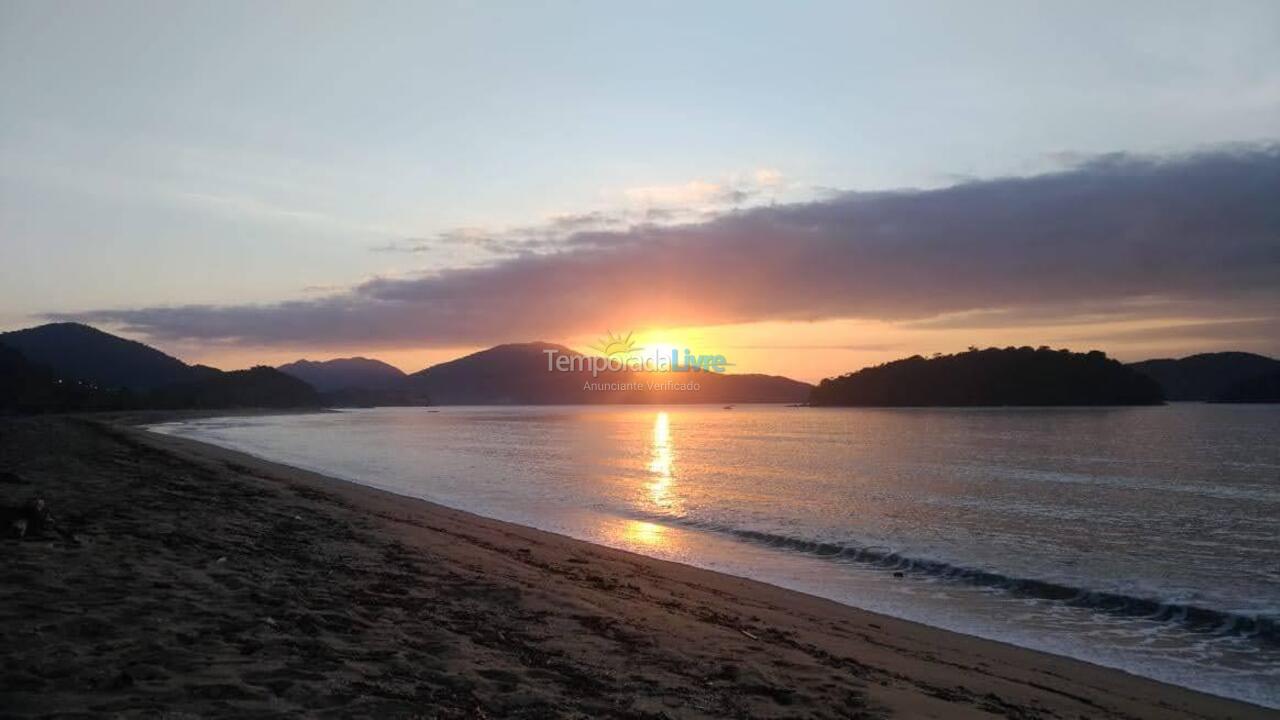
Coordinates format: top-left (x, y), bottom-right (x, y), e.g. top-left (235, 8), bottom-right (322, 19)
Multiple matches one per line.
top-left (647, 411), bottom-right (679, 513)
top-left (623, 520), bottom-right (666, 546)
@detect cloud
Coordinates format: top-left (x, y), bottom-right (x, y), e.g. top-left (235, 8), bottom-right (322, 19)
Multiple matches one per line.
top-left (1063, 317), bottom-right (1280, 344)
top-left (623, 180), bottom-right (727, 206)
top-left (753, 168), bottom-right (783, 187)
top-left (56, 146), bottom-right (1280, 348)
top-left (900, 295), bottom-right (1280, 331)
top-left (726, 343), bottom-right (903, 352)
top-left (371, 170), bottom-right (789, 258)
top-left (622, 169), bottom-right (784, 209)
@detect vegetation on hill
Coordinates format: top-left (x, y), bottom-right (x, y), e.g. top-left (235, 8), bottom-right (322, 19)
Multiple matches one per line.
top-left (1128, 352), bottom-right (1280, 401)
top-left (810, 347), bottom-right (1164, 407)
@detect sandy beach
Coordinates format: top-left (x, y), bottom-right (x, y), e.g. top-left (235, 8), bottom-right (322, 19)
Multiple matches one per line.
top-left (0, 415), bottom-right (1272, 719)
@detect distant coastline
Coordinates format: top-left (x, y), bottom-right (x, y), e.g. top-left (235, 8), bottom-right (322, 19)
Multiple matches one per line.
top-left (3, 322), bottom-right (1279, 413)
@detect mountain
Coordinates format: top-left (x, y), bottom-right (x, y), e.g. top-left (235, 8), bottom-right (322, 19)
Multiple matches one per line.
top-left (407, 342), bottom-right (811, 404)
top-left (149, 366), bottom-right (323, 409)
top-left (810, 347), bottom-right (1164, 407)
top-left (408, 343), bottom-right (573, 404)
top-left (277, 357), bottom-right (407, 392)
top-left (0, 323), bottom-right (323, 412)
top-left (1128, 352), bottom-right (1280, 401)
top-left (0, 344), bottom-right (136, 413)
top-left (0, 322), bottom-right (194, 391)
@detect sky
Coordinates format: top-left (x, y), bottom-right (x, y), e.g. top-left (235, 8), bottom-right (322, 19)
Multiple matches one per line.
top-left (2, 1), bottom-right (1278, 382)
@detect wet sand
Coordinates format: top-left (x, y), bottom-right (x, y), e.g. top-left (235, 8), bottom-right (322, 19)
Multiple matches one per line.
top-left (0, 415), bottom-right (1272, 719)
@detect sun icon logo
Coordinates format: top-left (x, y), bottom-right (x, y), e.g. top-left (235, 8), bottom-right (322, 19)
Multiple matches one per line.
top-left (591, 330), bottom-right (641, 357)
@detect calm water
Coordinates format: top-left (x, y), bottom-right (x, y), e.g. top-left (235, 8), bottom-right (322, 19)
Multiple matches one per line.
top-left (150, 404), bottom-right (1280, 707)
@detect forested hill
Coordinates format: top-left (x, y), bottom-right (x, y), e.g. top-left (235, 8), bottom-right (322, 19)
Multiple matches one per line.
top-left (810, 347), bottom-right (1164, 407)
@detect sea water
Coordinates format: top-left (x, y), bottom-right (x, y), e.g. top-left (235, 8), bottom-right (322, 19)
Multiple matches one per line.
top-left (150, 404), bottom-right (1280, 707)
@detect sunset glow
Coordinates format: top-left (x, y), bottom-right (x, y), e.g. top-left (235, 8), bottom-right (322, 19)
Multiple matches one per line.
top-left (4, 3), bottom-right (1276, 377)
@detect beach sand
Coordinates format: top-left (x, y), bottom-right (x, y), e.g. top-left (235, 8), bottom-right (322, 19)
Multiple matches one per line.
top-left (0, 415), bottom-right (1272, 719)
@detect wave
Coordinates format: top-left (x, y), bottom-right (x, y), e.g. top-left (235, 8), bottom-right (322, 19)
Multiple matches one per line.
top-left (622, 509), bottom-right (1279, 644)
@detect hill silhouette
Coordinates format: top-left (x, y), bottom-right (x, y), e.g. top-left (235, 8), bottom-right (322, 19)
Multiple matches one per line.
top-left (0, 323), bottom-right (324, 412)
top-left (0, 322), bottom-right (194, 390)
top-left (407, 342), bottom-right (811, 404)
top-left (150, 366), bottom-right (323, 409)
top-left (810, 347), bottom-right (1163, 407)
top-left (0, 325), bottom-right (778, 410)
top-left (19, 322), bottom-right (1276, 409)
top-left (1128, 352), bottom-right (1280, 401)
top-left (278, 357), bottom-right (425, 406)
top-left (277, 357), bottom-right (406, 392)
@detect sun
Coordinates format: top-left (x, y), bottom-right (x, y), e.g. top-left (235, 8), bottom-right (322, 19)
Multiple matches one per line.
top-left (638, 330), bottom-right (698, 362)
top-left (646, 342), bottom-right (680, 361)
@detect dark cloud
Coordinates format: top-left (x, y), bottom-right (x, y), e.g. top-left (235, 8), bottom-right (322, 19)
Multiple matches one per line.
top-left (56, 147), bottom-right (1280, 348)
top-left (901, 294), bottom-right (1280, 331)
top-left (726, 343), bottom-right (904, 352)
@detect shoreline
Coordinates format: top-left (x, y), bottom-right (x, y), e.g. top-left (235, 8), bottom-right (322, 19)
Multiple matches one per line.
top-left (1, 415), bottom-right (1273, 718)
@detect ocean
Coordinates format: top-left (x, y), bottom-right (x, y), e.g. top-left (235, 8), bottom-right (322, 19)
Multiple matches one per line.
top-left (150, 403), bottom-right (1280, 707)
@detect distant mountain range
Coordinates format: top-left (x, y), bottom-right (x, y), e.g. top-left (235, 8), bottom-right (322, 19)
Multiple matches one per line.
top-left (405, 343), bottom-right (812, 405)
top-left (0, 324), bottom-right (812, 411)
top-left (277, 357), bottom-right (406, 392)
top-left (275, 357), bottom-right (425, 406)
top-left (282, 343), bottom-right (811, 405)
top-left (810, 347), bottom-right (1164, 407)
top-left (1127, 352), bottom-right (1280, 402)
top-left (3, 322), bottom-right (1278, 413)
